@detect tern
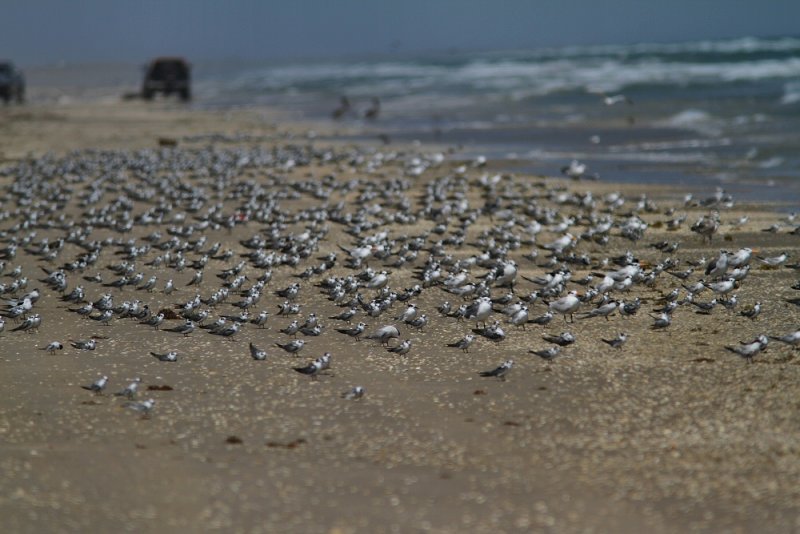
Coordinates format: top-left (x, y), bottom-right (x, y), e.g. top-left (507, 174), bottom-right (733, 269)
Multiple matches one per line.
top-left (602, 333), bottom-right (628, 349)
top-left (365, 325), bottom-right (400, 346)
top-left (40, 341), bottom-right (64, 354)
top-left (447, 334), bottom-right (475, 353)
top-left (81, 375), bottom-right (108, 393)
top-left (548, 291), bottom-right (581, 323)
top-left (249, 342), bottom-right (268, 361)
top-left (479, 360), bottom-right (514, 380)
top-left (151, 350), bottom-right (178, 362)
top-left (276, 339), bottom-right (306, 354)
top-left (342, 386), bottom-right (365, 400)
top-left (542, 332), bottom-right (576, 346)
top-left (114, 378), bottom-right (142, 398)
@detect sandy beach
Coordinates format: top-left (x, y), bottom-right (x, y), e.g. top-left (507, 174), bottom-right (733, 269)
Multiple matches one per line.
top-left (1, 102), bottom-right (800, 533)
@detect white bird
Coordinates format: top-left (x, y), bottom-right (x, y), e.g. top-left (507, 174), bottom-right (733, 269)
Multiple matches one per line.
top-left (40, 341), bottom-right (64, 354)
top-left (276, 339), bottom-right (306, 354)
top-left (705, 250), bottom-right (728, 278)
top-left (531, 346), bottom-right (560, 360)
top-left (548, 291), bottom-right (581, 322)
top-left (447, 334), bottom-right (475, 353)
top-left (739, 301), bottom-right (762, 320)
top-left (249, 342), bottom-right (268, 360)
top-left (541, 233), bottom-right (576, 254)
top-left (71, 339), bottom-right (96, 350)
top-left (602, 333), bottom-right (628, 349)
top-left (509, 306), bottom-right (529, 328)
top-left (114, 378), bottom-right (142, 398)
top-left (394, 303), bottom-right (418, 322)
top-left (704, 278), bottom-right (736, 295)
top-left (365, 325), bottom-right (400, 345)
top-left (758, 252), bottom-right (788, 267)
top-left (727, 248), bottom-right (752, 268)
top-left (479, 360), bottom-right (514, 380)
top-left (542, 332), bottom-right (576, 346)
top-left (151, 350), bottom-right (178, 362)
top-left (771, 330), bottom-right (800, 348)
top-left (726, 335), bottom-right (768, 363)
top-left (165, 319), bottom-right (195, 336)
top-left (387, 339), bottom-right (412, 355)
top-left (81, 375), bottom-right (108, 393)
top-left (342, 386), bottom-right (365, 400)
top-left (124, 398), bottom-right (155, 416)
top-left (650, 313), bottom-right (671, 329)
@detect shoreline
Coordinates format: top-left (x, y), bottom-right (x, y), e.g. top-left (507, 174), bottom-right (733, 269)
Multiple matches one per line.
top-left (1, 101), bottom-right (799, 533)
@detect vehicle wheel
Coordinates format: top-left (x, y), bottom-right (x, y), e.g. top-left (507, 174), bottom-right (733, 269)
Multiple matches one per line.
top-left (16, 91), bottom-right (24, 104)
top-left (180, 89), bottom-right (191, 102)
top-left (142, 89), bottom-right (154, 100)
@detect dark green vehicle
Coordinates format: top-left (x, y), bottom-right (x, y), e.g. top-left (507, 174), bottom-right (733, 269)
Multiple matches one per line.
top-left (0, 61), bottom-right (25, 104)
top-left (142, 57), bottom-right (191, 101)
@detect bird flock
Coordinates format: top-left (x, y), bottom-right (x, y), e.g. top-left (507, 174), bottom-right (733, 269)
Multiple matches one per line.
top-left (1, 144), bottom-right (798, 419)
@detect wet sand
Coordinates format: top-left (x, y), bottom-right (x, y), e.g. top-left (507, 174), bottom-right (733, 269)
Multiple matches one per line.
top-left (1, 102), bottom-right (800, 533)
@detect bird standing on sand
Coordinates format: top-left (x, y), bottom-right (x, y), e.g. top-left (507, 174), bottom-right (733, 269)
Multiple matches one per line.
top-left (771, 330), bottom-right (800, 348)
top-left (387, 339), bottom-right (412, 355)
top-left (602, 333), bottom-right (628, 349)
top-left (739, 301), bottom-right (762, 319)
top-left (725, 335), bottom-right (768, 363)
top-left (337, 321), bottom-right (366, 341)
top-left (165, 319), bottom-right (195, 336)
top-left (447, 334), bottom-right (475, 353)
top-left (705, 250), bottom-right (728, 278)
top-left (114, 378), bottom-right (142, 398)
top-left (81, 375), bottom-right (108, 394)
top-left (531, 346), bottom-right (560, 360)
top-left (479, 360), bottom-right (514, 380)
top-left (342, 386), bottom-right (365, 400)
top-left (249, 342), bottom-right (268, 361)
top-left (276, 339), bottom-right (305, 355)
top-left (124, 399), bottom-right (155, 416)
top-left (650, 313), bottom-right (672, 329)
top-left (691, 213), bottom-right (720, 242)
top-left (548, 291), bottom-right (581, 323)
top-left (365, 325), bottom-right (400, 346)
top-left (40, 341), bottom-right (63, 354)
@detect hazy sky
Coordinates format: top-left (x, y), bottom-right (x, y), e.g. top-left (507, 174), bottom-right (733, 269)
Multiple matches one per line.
top-left (3, 0), bottom-right (799, 65)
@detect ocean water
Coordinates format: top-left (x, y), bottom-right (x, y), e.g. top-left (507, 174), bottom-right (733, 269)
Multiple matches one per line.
top-left (24, 36), bottom-right (800, 203)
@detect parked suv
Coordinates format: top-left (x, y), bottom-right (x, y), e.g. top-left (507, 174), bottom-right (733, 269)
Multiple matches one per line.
top-left (142, 57), bottom-right (191, 101)
top-left (0, 61), bottom-right (25, 104)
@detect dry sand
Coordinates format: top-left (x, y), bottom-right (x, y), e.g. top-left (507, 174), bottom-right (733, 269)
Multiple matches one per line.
top-left (1, 102), bottom-right (800, 533)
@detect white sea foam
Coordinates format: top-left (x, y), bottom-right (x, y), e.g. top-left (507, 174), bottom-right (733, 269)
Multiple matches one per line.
top-left (218, 53), bottom-right (800, 98)
top-left (781, 81), bottom-right (800, 104)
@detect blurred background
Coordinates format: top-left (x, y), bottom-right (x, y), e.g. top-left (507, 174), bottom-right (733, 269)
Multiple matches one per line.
top-left (2, 0), bottom-right (800, 201)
